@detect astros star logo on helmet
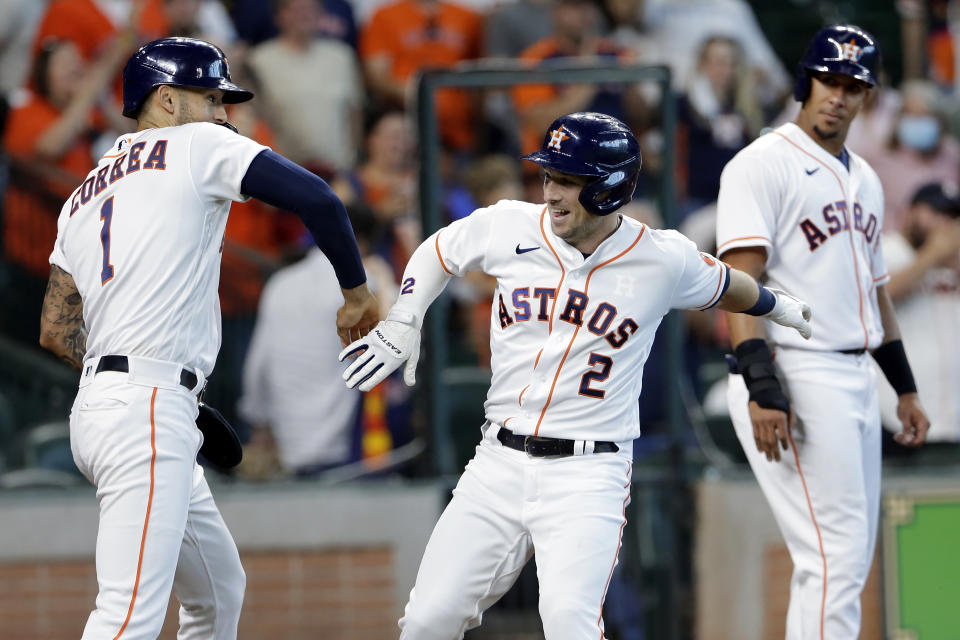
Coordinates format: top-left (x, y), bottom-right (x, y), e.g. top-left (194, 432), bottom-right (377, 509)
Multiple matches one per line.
top-left (547, 127), bottom-right (570, 150)
top-left (840, 39), bottom-right (862, 62)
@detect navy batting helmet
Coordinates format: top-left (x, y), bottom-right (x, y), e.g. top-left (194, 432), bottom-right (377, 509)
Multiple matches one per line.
top-left (793, 24), bottom-right (880, 102)
top-left (122, 37), bottom-right (253, 118)
top-left (522, 112), bottom-right (641, 216)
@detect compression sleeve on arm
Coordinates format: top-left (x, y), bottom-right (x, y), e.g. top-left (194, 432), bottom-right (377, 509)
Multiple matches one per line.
top-left (240, 149), bottom-right (365, 289)
top-left (389, 230), bottom-right (455, 328)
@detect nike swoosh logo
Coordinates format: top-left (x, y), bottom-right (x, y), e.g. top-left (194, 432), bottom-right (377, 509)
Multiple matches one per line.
top-left (805, 167), bottom-right (820, 175)
top-left (515, 245), bottom-right (540, 254)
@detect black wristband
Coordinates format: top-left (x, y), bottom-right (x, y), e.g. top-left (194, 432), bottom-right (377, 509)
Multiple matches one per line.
top-left (734, 338), bottom-right (790, 413)
top-left (872, 339), bottom-right (918, 396)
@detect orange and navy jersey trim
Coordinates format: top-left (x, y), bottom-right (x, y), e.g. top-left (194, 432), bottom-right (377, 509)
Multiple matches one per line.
top-left (534, 225), bottom-right (646, 434)
top-left (694, 263), bottom-right (731, 311)
top-left (716, 234), bottom-right (773, 256)
top-left (434, 231), bottom-right (454, 275)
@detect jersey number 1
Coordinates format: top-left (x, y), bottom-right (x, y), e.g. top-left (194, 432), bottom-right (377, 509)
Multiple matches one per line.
top-left (99, 197), bottom-right (115, 285)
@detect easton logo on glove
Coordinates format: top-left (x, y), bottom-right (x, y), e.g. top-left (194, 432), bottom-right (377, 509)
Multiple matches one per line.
top-left (340, 317), bottom-right (422, 392)
top-left (374, 328), bottom-right (403, 355)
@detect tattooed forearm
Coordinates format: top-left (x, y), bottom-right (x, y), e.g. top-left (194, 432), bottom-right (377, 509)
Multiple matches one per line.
top-left (60, 323), bottom-right (88, 371)
top-left (39, 265), bottom-right (86, 371)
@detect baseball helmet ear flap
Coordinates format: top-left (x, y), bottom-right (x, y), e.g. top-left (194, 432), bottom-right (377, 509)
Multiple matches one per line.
top-left (579, 158), bottom-right (642, 215)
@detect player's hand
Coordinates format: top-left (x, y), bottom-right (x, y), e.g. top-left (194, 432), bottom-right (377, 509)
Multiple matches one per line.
top-left (894, 392), bottom-right (930, 447)
top-left (338, 312), bottom-right (421, 392)
top-left (337, 283), bottom-right (380, 347)
top-left (765, 288), bottom-right (812, 340)
top-left (748, 401), bottom-right (793, 462)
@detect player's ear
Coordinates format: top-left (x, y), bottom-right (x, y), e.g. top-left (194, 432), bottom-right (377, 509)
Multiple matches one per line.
top-left (155, 85), bottom-right (177, 115)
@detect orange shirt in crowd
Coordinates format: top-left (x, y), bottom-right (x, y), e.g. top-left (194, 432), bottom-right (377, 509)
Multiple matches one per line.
top-left (928, 29), bottom-right (954, 87)
top-left (34, 0), bottom-right (168, 59)
top-left (360, 0), bottom-right (482, 150)
top-left (2, 92), bottom-right (94, 276)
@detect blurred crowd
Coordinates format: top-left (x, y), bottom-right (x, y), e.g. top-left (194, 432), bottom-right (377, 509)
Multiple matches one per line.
top-left (2, 0), bottom-right (960, 483)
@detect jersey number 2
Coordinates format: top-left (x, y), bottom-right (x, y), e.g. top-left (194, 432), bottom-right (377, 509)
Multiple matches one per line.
top-left (579, 353), bottom-right (612, 399)
top-left (99, 197), bottom-right (115, 285)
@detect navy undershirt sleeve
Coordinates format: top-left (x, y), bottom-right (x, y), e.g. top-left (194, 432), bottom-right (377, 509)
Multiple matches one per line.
top-left (240, 150), bottom-right (365, 289)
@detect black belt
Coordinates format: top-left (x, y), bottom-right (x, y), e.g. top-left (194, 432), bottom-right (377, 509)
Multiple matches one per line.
top-left (96, 355), bottom-right (198, 390)
top-left (496, 426), bottom-right (619, 457)
top-left (839, 348), bottom-right (867, 355)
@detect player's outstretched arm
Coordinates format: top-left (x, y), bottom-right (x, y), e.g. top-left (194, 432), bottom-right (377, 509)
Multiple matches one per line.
top-left (240, 150), bottom-right (376, 344)
top-left (39, 265), bottom-right (87, 371)
top-left (338, 232), bottom-right (455, 392)
top-left (717, 267), bottom-right (812, 340)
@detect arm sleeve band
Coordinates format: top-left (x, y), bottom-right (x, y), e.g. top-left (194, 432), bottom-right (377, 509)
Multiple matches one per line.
top-left (744, 285), bottom-right (776, 316)
top-left (389, 230), bottom-right (455, 329)
top-left (240, 149), bottom-right (365, 289)
top-left (733, 338), bottom-right (790, 413)
top-left (872, 339), bottom-right (918, 396)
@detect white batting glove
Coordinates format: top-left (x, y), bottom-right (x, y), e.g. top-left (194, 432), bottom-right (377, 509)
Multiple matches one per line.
top-left (338, 309), bottom-right (421, 392)
top-left (765, 288), bottom-right (812, 340)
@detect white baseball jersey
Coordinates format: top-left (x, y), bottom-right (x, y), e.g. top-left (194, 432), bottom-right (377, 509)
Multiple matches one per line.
top-left (49, 123), bottom-right (268, 376)
top-left (716, 122), bottom-right (889, 351)
top-left (420, 199), bottom-right (729, 442)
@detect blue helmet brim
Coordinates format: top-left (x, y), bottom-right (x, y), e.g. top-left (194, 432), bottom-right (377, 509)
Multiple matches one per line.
top-left (521, 150), bottom-right (608, 178)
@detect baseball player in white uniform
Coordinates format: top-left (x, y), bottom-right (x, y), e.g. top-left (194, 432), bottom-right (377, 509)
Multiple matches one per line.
top-left (37, 38), bottom-right (378, 639)
top-left (716, 25), bottom-right (930, 639)
top-left (338, 111), bottom-right (812, 639)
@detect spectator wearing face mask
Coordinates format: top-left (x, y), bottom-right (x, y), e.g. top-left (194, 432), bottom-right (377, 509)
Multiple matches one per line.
top-left (862, 80), bottom-right (960, 232)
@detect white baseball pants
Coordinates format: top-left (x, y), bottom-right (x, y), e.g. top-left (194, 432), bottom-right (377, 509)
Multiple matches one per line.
top-left (71, 359), bottom-right (244, 640)
top-left (399, 425), bottom-right (633, 640)
top-left (728, 348), bottom-right (881, 640)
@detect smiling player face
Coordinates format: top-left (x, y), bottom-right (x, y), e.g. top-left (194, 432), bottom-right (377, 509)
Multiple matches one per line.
top-left (542, 168), bottom-right (617, 252)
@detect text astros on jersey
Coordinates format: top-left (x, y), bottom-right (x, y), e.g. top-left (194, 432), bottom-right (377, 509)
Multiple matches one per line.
top-left (415, 199), bottom-right (731, 444)
top-left (716, 122), bottom-right (888, 353)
